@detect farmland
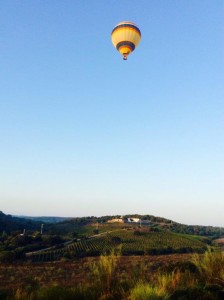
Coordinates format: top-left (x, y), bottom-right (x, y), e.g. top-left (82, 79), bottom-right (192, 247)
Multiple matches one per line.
top-left (27, 229), bottom-right (207, 262)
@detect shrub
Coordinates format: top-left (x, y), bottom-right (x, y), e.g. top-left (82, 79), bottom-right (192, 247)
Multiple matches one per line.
top-left (192, 249), bottom-right (224, 286)
top-left (128, 282), bottom-right (169, 300)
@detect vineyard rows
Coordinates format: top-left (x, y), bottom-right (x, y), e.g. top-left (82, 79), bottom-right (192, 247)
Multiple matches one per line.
top-left (28, 230), bottom-right (207, 262)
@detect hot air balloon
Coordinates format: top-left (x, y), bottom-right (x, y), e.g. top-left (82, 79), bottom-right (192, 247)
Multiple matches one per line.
top-left (111, 21), bottom-right (141, 60)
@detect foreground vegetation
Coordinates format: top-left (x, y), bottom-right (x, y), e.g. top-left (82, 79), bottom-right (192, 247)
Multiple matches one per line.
top-left (0, 249), bottom-right (224, 299)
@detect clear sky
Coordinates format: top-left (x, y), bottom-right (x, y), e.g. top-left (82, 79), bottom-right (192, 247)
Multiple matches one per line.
top-left (0, 1), bottom-right (223, 226)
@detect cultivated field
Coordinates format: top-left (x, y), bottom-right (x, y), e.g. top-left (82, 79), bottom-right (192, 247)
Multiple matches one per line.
top-left (27, 229), bottom-right (207, 262)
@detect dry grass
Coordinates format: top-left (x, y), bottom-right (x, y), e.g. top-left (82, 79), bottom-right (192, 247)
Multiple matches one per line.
top-left (192, 249), bottom-right (224, 286)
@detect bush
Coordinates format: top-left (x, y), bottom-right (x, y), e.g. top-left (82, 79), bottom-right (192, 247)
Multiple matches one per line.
top-left (129, 282), bottom-right (169, 300)
top-left (192, 249), bottom-right (224, 286)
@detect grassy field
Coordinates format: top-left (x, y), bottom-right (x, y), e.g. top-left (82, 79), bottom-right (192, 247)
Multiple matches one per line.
top-left (1, 250), bottom-right (224, 299)
top-left (0, 254), bottom-right (194, 290)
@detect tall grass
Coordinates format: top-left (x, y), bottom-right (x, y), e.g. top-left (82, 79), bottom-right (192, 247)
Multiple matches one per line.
top-left (192, 249), bottom-right (224, 286)
top-left (128, 282), bottom-right (169, 300)
top-left (128, 269), bottom-right (184, 300)
top-left (3, 249), bottom-right (224, 300)
top-left (91, 248), bottom-right (121, 298)
top-left (157, 270), bottom-right (181, 293)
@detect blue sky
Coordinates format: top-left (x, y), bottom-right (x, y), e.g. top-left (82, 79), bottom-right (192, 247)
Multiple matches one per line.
top-left (0, 1), bottom-right (223, 226)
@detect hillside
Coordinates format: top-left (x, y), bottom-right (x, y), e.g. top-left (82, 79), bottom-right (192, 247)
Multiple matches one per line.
top-left (15, 215), bottom-right (72, 223)
top-left (1, 211), bottom-right (223, 263)
top-left (42, 214), bottom-right (224, 238)
top-left (0, 211), bottom-right (43, 234)
top-left (1, 211), bottom-right (223, 237)
top-left (27, 228), bottom-right (208, 262)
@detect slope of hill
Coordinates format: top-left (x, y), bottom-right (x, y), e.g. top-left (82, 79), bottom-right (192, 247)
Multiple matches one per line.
top-left (1, 211), bottom-right (223, 238)
top-left (27, 229), bottom-right (207, 262)
top-left (15, 215), bottom-right (71, 223)
top-left (43, 214), bottom-right (224, 238)
top-left (1, 211), bottom-right (223, 263)
top-left (0, 211), bottom-right (43, 233)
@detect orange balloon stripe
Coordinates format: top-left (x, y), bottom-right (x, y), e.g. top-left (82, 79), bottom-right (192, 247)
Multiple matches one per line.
top-left (118, 45), bottom-right (132, 54)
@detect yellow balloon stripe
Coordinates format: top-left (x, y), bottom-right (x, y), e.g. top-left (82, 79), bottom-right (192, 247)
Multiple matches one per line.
top-left (111, 21), bottom-right (141, 60)
top-left (112, 31), bottom-right (140, 48)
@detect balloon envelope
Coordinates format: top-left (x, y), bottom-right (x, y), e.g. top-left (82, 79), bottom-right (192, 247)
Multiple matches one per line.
top-left (111, 21), bottom-right (141, 60)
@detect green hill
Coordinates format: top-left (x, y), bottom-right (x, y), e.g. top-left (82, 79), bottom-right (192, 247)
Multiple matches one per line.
top-left (1, 211), bottom-right (223, 238)
top-left (0, 211), bottom-right (43, 233)
top-left (28, 228), bottom-right (207, 262)
top-left (1, 211), bottom-right (222, 262)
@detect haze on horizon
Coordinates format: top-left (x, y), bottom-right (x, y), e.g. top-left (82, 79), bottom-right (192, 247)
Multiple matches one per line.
top-left (0, 1), bottom-right (223, 227)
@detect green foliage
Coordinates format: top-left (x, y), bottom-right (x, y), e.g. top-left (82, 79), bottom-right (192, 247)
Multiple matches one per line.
top-left (128, 282), bottom-right (169, 300)
top-left (91, 248), bottom-right (121, 297)
top-left (192, 249), bottom-right (224, 286)
top-left (0, 211), bottom-right (43, 234)
top-left (171, 223), bottom-right (224, 237)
